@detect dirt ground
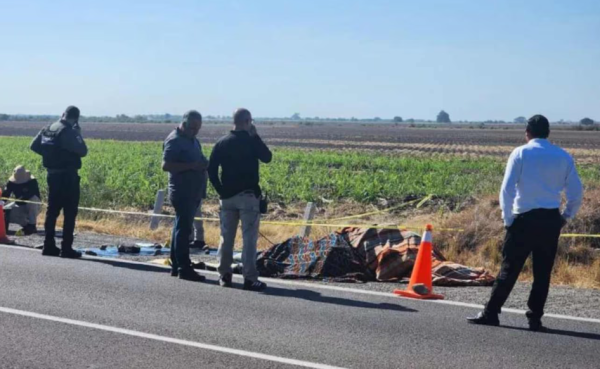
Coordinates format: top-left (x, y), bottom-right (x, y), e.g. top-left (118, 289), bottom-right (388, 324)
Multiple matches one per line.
top-left (2, 121), bottom-right (600, 149)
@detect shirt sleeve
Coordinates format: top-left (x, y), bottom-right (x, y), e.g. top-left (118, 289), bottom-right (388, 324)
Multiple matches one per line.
top-left (60, 128), bottom-right (88, 157)
top-left (499, 148), bottom-right (522, 227)
top-left (30, 130), bottom-right (43, 156)
top-left (562, 155), bottom-right (583, 220)
top-left (208, 144), bottom-right (223, 196)
top-left (2, 182), bottom-right (12, 199)
top-left (253, 135), bottom-right (272, 163)
top-left (162, 138), bottom-right (181, 163)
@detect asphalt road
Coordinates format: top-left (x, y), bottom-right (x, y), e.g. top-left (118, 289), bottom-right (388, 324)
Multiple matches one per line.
top-left (1, 245), bottom-right (599, 369)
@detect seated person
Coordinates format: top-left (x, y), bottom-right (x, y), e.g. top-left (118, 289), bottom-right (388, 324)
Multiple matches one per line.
top-left (3, 165), bottom-right (41, 235)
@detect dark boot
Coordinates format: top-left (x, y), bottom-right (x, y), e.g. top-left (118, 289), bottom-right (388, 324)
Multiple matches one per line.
top-left (178, 268), bottom-right (206, 282)
top-left (42, 245), bottom-right (61, 257)
top-left (526, 311), bottom-right (548, 332)
top-left (60, 248), bottom-right (82, 259)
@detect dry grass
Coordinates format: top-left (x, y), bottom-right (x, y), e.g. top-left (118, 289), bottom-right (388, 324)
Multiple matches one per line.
top-left (435, 190), bottom-right (600, 288)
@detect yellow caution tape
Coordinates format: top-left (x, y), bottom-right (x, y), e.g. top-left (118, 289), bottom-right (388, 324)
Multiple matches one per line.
top-left (0, 196), bottom-right (454, 231)
top-left (319, 194), bottom-right (433, 222)
top-left (4, 196), bottom-right (600, 237)
top-left (560, 234), bottom-right (600, 238)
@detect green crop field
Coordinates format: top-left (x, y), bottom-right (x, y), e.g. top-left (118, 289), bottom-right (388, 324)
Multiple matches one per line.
top-left (1, 136), bottom-right (600, 211)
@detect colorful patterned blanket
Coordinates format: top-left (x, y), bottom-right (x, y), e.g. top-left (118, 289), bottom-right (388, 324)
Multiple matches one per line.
top-left (256, 227), bottom-right (495, 286)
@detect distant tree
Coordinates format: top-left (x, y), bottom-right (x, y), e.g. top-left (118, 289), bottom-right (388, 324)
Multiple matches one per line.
top-left (514, 116), bottom-right (527, 124)
top-left (0, 114), bottom-right (9, 121)
top-left (373, 117), bottom-right (382, 122)
top-left (580, 117), bottom-right (595, 126)
top-left (393, 116), bottom-right (403, 123)
top-left (436, 110), bottom-right (451, 123)
top-left (116, 114), bottom-right (132, 122)
top-left (406, 118), bottom-right (415, 123)
top-left (291, 113), bottom-right (301, 120)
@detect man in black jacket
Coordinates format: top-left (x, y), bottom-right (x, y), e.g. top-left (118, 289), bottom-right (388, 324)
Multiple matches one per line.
top-left (208, 108), bottom-right (272, 291)
top-left (31, 106), bottom-right (88, 258)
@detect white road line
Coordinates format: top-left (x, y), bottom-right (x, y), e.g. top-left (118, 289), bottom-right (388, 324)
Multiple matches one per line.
top-left (0, 306), bottom-right (346, 369)
top-left (2, 244), bottom-right (599, 324)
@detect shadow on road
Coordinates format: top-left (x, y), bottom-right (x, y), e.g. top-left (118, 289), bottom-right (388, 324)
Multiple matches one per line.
top-left (82, 257), bottom-right (172, 274)
top-left (501, 325), bottom-right (600, 341)
top-left (264, 286), bottom-right (418, 313)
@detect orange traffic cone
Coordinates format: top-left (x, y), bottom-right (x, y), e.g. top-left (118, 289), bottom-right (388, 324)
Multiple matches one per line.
top-left (394, 224), bottom-right (444, 300)
top-left (0, 190), bottom-right (14, 245)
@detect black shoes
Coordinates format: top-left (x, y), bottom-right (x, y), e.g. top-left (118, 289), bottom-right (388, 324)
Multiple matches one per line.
top-left (189, 240), bottom-right (208, 250)
top-left (178, 268), bottom-right (206, 282)
top-left (219, 275), bottom-right (266, 290)
top-left (467, 312), bottom-right (500, 326)
top-left (60, 249), bottom-right (82, 259)
top-left (22, 224), bottom-right (38, 236)
top-left (526, 311), bottom-right (548, 332)
top-left (243, 279), bottom-right (267, 292)
top-left (42, 246), bottom-right (61, 257)
top-left (219, 273), bottom-right (233, 288)
top-left (42, 246), bottom-right (81, 258)
top-left (528, 320), bottom-right (548, 332)
top-left (468, 311), bottom-right (548, 332)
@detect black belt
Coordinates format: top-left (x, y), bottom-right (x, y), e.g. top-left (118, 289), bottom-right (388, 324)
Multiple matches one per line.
top-left (516, 208), bottom-right (560, 219)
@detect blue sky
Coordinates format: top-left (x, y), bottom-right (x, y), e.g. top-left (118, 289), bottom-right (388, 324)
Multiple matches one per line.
top-left (1, 0), bottom-right (599, 120)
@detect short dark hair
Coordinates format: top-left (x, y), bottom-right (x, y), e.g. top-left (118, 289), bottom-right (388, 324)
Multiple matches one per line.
top-left (182, 110), bottom-right (202, 127)
top-left (64, 106), bottom-right (80, 121)
top-left (233, 108), bottom-right (251, 126)
top-left (526, 114), bottom-right (550, 139)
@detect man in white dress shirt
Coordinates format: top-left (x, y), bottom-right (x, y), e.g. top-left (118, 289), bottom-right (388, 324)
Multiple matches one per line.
top-left (468, 115), bottom-right (583, 331)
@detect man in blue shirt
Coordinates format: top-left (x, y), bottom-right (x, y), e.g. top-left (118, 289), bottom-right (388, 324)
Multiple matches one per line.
top-left (162, 110), bottom-right (208, 282)
top-left (468, 115), bottom-right (583, 331)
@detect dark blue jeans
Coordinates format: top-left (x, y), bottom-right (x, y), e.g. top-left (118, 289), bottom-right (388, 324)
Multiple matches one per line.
top-left (170, 197), bottom-right (200, 272)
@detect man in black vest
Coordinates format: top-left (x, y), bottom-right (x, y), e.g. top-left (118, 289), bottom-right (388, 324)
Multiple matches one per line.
top-left (31, 106), bottom-right (88, 258)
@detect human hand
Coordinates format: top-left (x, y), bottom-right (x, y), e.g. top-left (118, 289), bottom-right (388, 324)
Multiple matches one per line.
top-left (247, 123), bottom-right (257, 137)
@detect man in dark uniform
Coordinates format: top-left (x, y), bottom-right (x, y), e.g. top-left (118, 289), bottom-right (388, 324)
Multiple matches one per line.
top-left (31, 106), bottom-right (88, 258)
top-left (162, 110), bottom-right (208, 282)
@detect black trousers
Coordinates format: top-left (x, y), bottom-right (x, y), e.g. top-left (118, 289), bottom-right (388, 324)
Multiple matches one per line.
top-left (485, 209), bottom-right (562, 320)
top-left (44, 172), bottom-right (80, 250)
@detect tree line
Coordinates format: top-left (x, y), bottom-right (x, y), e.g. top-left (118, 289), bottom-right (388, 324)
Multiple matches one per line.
top-left (0, 112), bottom-right (595, 126)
